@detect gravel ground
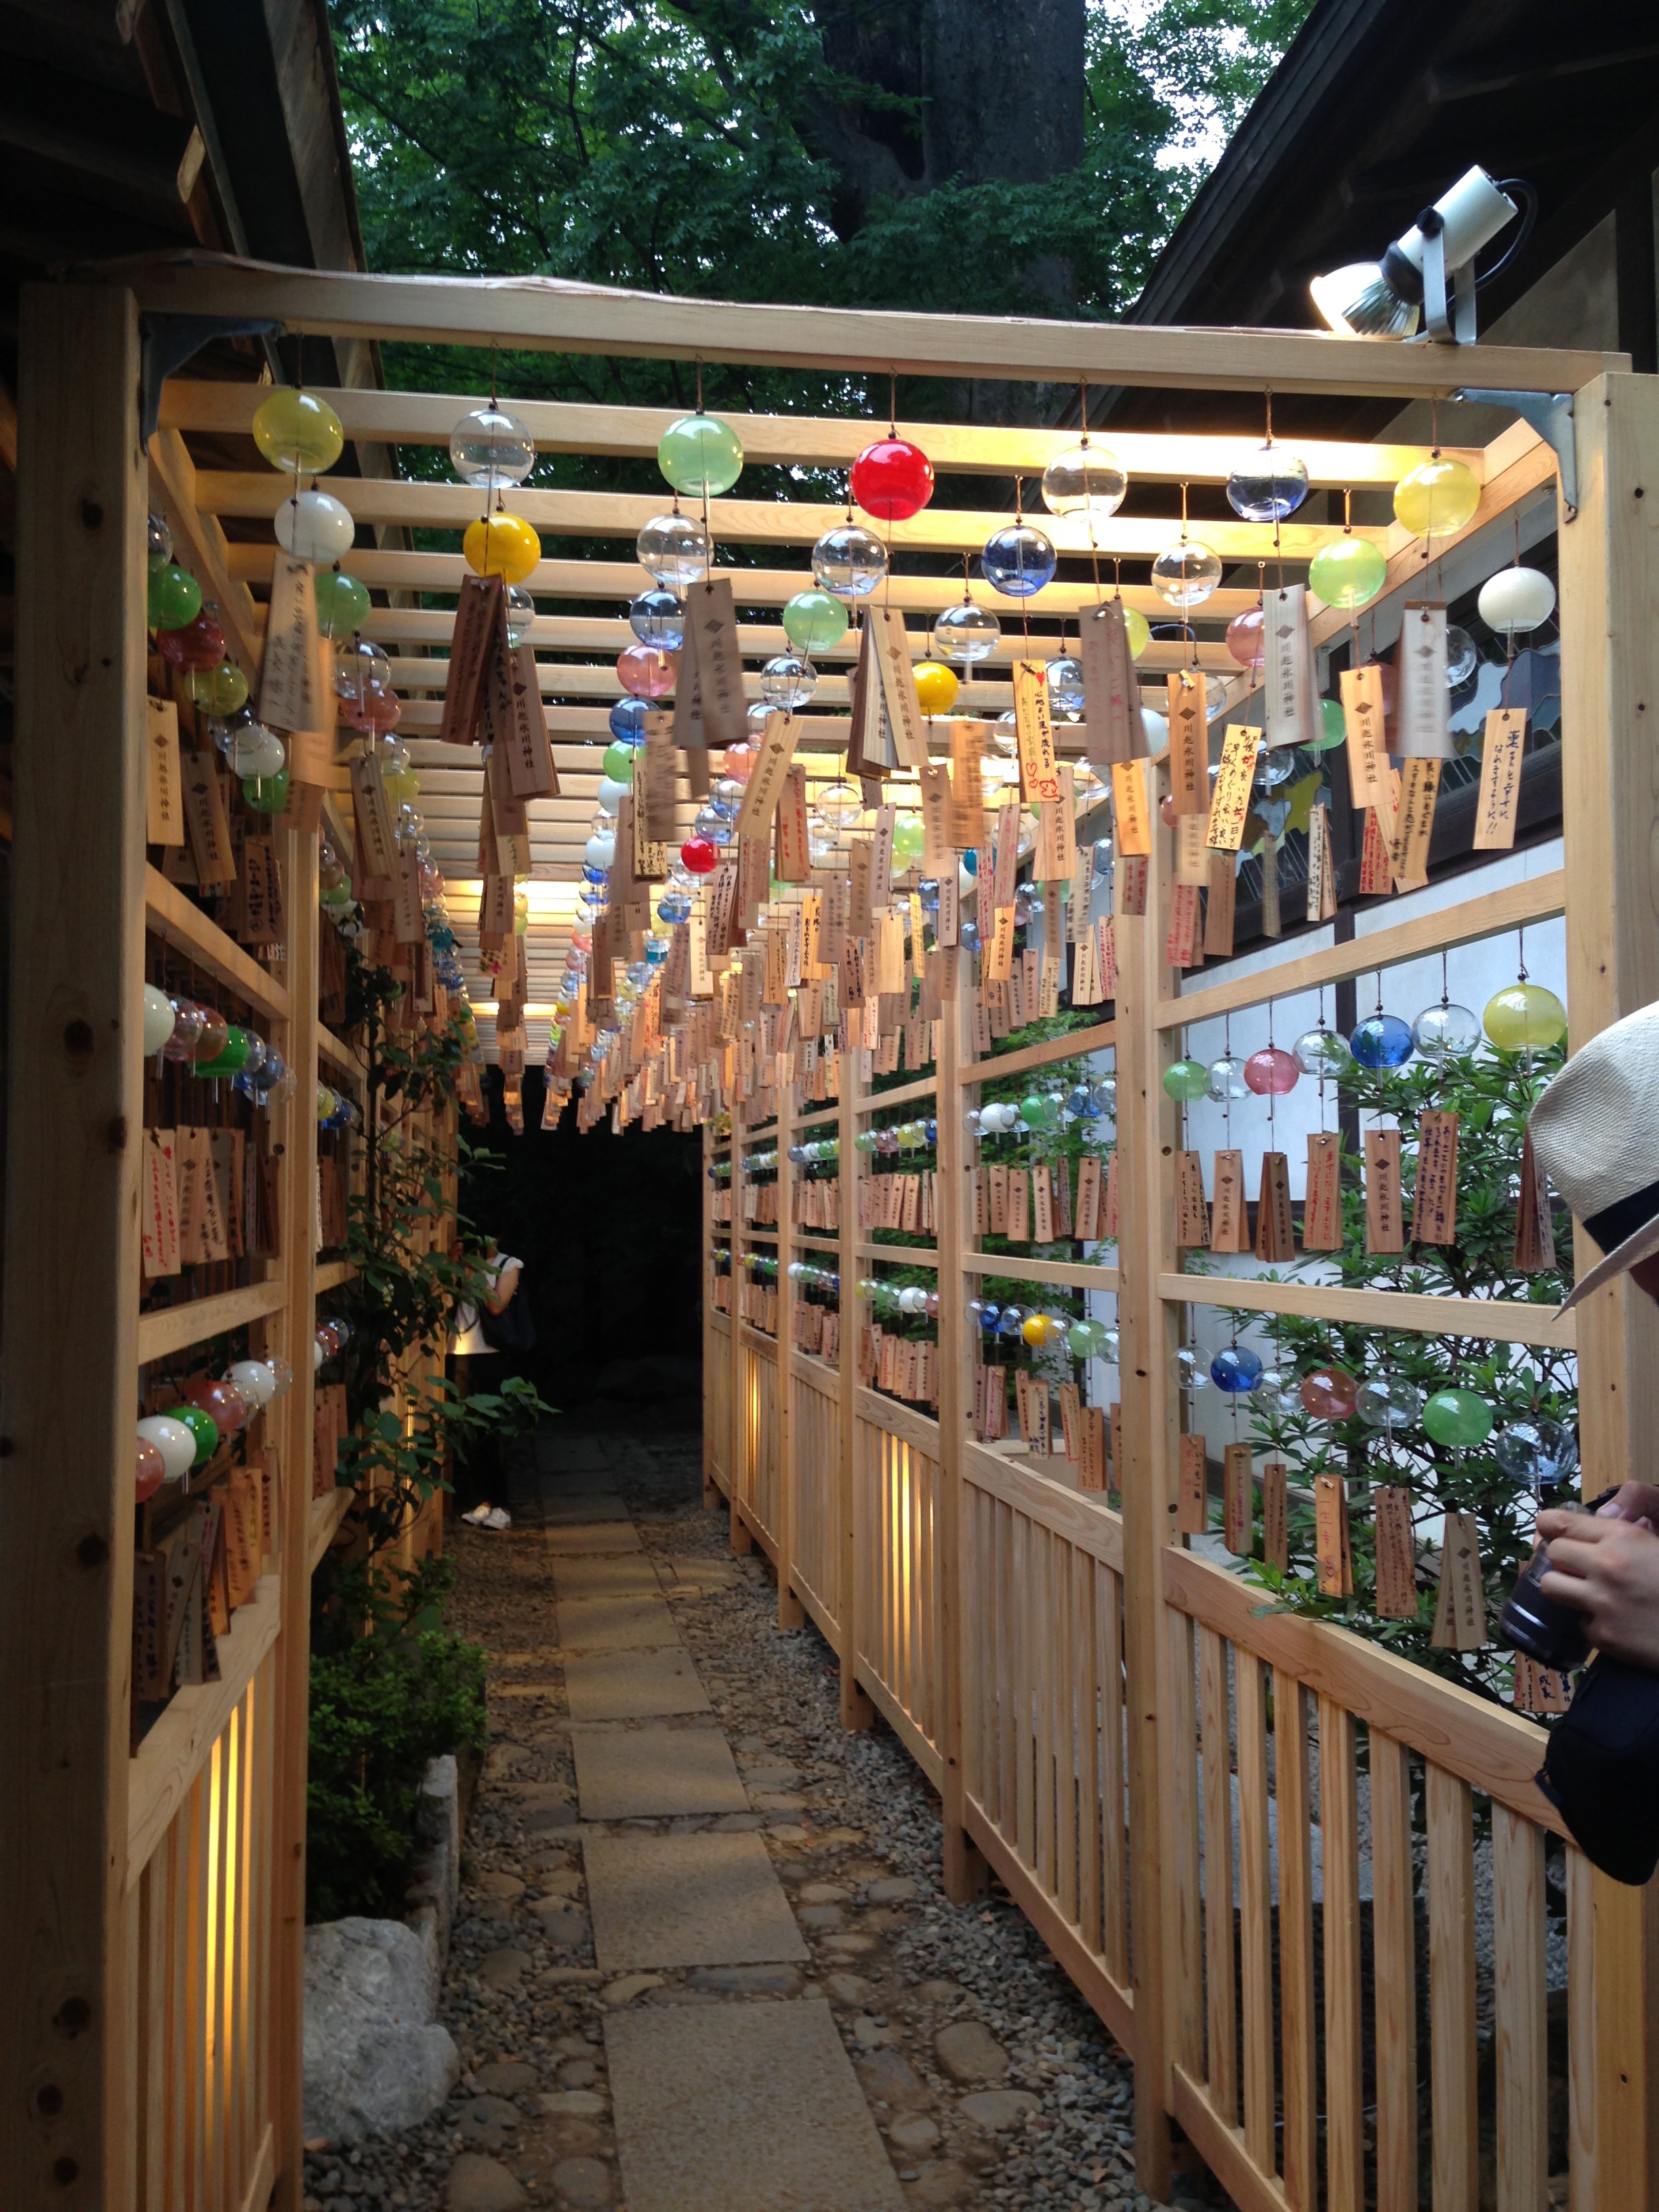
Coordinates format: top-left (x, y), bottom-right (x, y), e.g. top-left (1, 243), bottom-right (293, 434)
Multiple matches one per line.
top-left (301, 1417), bottom-right (1226, 2212)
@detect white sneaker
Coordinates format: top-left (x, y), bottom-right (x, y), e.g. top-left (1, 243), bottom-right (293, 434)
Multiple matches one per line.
top-left (460, 1502), bottom-right (495, 1526)
top-left (477, 1506), bottom-right (512, 1532)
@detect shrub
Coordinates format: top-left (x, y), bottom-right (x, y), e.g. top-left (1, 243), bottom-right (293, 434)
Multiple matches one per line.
top-left (306, 1620), bottom-right (487, 1923)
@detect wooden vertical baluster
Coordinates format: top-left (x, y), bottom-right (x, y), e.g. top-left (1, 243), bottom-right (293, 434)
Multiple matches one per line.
top-left (836, 1077), bottom-right (872, 1727)
top-left (1199, 1626), bottom-right (1237, 2126)
top-left (1115, 783), bottom-right (1179, 2196)
top-left (1567, 1845), bottom-right (1597, 2208)
top-left (702, 1124), bottom-right (720, 1507)
top-left (937, 956), bottom-right (987, 1893)
top-left (729, 1099), bottom-right (751, 1552)
top-left (1235, 1652), bottom-right (1275, 2179)
top-left (1035, 1525), bottom-right (1057, 1898)
top-left (1427, 1765), bottom-right (1479, 2212)
top-left (1054, 1543), bottom-right (1080, 1929)
top-left (1012, 1511), bottom-right (1035, 1868)
top-left (1274, 1671), bottom-right (1317, 2209)
top-left (1370, 1732), bottom-right (1418, 2212)
top-left (922, 1449), bottom-right (940, 1746)
top-left (775, 1072), bottom-right (802, 1626)
top-left (1493, 1805), bottom-right (1548, 2212)
top-left (1168, 1609), bottom-right (1204, 2081)
top-left (1320, 1697), bottom-right (1364, 2212)
top-left (1098, 1567), bottom-right (1129, 1987)
top-left (1073, 1547), bottom-right (1101, 1944)
top-left (189, 1762), bottom-right (211, 2211)
top-left (0, 284), bottom-right (146, 2211)
top-left (253, 1660), bottom-right (277, 2172)
top-left (995, 1504), bottom-right (1021, 1831)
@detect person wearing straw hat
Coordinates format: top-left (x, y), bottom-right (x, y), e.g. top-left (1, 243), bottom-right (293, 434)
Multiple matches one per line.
top-left (1529, 1002), bottom-right (1659, 1666)
top-left (1522, 1001), bottom-right (1659, 1883)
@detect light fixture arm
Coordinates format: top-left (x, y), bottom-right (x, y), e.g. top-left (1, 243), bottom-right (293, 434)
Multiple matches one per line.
top-left (1419, 213), bottom-right (1478, 345)
top-left (1453, 388), bottom-right (1578, 521)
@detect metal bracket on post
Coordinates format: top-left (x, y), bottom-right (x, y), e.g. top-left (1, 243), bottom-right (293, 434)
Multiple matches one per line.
top-left (1454, 388), bottom-right (1578, 520)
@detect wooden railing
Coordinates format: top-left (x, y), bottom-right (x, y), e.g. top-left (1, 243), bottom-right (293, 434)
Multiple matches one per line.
top-left (699, 369), bottom-right (1659, 2206)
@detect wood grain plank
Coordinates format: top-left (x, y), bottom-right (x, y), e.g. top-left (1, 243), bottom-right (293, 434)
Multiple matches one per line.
top-left (1428, 1765), bottom-right (1479, 2212)
top-left (138, 1280), bottom-right (288, 1366)
top-left (1158, 871), bottom-right (1565, 1031)
top-left (1160, 1269), bottom-right (1574, 1351)
top-left (125, 1578), bottom-right (283, 1889)
top-left (123, 260), bottom-right (1623, 396)
top-left (1273, 1672), bottom-right (1317, 2211)
top-left (0, 286), bottom-right (146, 2210)
top-left (162, 382), bottom-right (1470, 485)
top-left (1235, 1654), bottom-right (1275, 2180)
top-left (1200, 1626), bottom-right (1238, 2125)
top-left (960, 1020), bottom-right (1118, 1087)
top-left (1168, 1609), bottom-right (1204, 2076)
top-left (1370, 1732), bottom-right (1418, 2212)
top-left (1097, 1567), bottom-right (1128, 1986)
top-left (968, 1252), bottom-right (1122, 1292)
top-left (1319, 1697), bottom-right (1364, 2212)
top-left (1165, 1549), bottom-right (1563, 1832)
top-left (146, 864), bottom-right (291, 1021)
top-left (1493, 1805), bottom-right (1548, 2212)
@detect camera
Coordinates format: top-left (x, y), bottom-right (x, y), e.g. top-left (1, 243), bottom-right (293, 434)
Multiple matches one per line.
top-left (1497, 1488), bottom-right (1620, 1673)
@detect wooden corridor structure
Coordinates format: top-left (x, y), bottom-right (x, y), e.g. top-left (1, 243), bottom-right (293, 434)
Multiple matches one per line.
top-left (1, 255), bottom-right (1656, 2212)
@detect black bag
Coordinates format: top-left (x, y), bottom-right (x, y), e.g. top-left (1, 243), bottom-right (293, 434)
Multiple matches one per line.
top-left (1537, 1656), bottom-right (1659, 1885)
top-left (478, 1279), bottom-right (535, 1356)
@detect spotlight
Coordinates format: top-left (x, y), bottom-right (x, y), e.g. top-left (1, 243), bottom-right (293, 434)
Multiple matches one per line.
top-left (1310, 165), bottom-right (1535, 343)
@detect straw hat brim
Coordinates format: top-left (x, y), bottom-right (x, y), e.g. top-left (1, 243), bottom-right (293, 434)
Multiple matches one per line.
top-left (1559, 1210), bottom-right (1659, 1313)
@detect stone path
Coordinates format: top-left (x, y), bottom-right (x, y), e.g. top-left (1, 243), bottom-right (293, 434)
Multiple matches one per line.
top-left (300, 1414), bottom-right (1206, 2212)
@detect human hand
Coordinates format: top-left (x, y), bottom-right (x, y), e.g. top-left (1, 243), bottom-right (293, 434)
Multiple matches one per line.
top-left (1538, 1513), bottom-right (1659, 1670)
top-left (1591, 1482), bottom-right (1659, 1531)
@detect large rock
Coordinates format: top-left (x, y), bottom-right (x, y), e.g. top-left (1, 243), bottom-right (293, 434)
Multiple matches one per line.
top-left (303, 1917), bottom-right (459, 2142)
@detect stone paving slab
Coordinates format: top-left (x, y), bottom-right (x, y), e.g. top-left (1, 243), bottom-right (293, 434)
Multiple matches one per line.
top-left (552, 1553), bottom-right (663, 1599)
top-left (543, 1521), bottom-right (644, 1555)
top-left (583, 1828), bottom-right (807, 1971)
top-left (573, 1723), bottom-right (747, 1819)
top-left (607, 2000), bottom-right (905, 2212)
top-left (564, 1647), bottom-right (710, 1722)
top-left (540, 1494), bottom-right (630, 1524)
top-left (557, 1593), bottom-right (680, 1652)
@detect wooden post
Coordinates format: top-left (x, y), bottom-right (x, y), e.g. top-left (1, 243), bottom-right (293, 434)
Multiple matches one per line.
top-left (0, 283), bottom-right (146, 2212)
top-left (937, 958), bottom-right (990, 1900)
top-left (775, 1068), bottom-right (805, 1628)
top-left (1115, 829), bottom-right (1181, 2200)
top-left (729, 1096), bottom-right (752, 1555)
top-left (837, 1045), bottom-right (874, 1727)
top-left (270, 828), bottom-right (321, 2211)
top-left (1557, 368), bottom-right (1659, 2212)
top-left (701, 1121), bottom-right (720, 1509)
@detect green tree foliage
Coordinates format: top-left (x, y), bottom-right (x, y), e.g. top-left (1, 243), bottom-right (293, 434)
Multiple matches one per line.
top-left (308, 1591), bottom-right (489, 1921)
top-left (1225, 1043), bottom-right (1574, 1708)
top-left (328, 0), bottom-right (1314, 419)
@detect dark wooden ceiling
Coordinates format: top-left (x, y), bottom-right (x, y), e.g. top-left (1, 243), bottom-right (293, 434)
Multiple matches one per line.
top-left (1107, 0), bottom-right (1659, 432)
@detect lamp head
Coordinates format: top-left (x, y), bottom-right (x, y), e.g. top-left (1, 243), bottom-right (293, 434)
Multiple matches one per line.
top-left (1310, 166), bottom-right (1527, 340)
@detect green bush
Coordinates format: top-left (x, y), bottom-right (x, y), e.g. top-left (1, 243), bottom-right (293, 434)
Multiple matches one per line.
top-left (306, 1623), bottom-right (487, 1923)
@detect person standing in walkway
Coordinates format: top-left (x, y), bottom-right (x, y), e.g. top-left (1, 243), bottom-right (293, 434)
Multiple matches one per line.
top-left (448, 1234), bottom-right (526, 1530)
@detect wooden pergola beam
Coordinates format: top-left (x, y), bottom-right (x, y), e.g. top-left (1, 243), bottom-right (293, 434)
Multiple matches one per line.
top-left (194, 470), bottom-right (1393, 560)
top-left (106, 251), bottom-right (1626, 396)
top-left (159, 379), bottom-right (1475, 485)
top-left (222, 543), bottom-right (1265, 617)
